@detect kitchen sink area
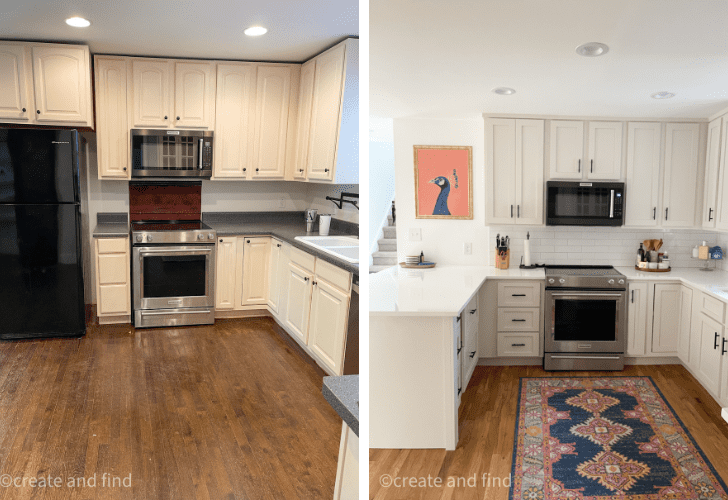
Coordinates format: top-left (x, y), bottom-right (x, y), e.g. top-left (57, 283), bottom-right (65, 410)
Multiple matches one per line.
top-left (295, 236), bottom-right (360, 264)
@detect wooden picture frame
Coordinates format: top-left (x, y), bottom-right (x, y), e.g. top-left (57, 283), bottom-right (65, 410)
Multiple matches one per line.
top-left (413, 145), bottom-right (473, 219)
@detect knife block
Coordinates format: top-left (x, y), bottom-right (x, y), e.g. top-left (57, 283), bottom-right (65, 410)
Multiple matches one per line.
top-left (495, 248), bottom-right (510, 269)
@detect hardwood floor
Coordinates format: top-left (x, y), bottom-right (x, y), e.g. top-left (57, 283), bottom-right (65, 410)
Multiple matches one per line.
top-left (0, 315), bottom-right (342, 499)
top-left (369, 365), bottom-right (728, 500)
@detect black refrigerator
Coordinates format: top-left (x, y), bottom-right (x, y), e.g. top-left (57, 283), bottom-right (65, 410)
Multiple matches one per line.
top-left (0, 128), bottom-right (85, 339)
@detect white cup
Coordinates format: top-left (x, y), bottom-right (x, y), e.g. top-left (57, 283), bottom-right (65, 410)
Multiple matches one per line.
top-left (648, 262), bottom-right (658, 269)
top-left (318, 214), bottom-right (332, 236)
top-left (658, 262), bottom-right (669, 269)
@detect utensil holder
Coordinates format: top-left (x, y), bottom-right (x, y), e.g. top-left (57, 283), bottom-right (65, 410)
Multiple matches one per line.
top-left (495, 248), bottom-right (510, 269)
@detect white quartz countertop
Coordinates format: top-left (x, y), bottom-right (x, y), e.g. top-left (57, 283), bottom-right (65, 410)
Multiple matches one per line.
top-left (617, 267), bottom-right (728, 302)
top-left (369, 265), bottom-right (545, 316)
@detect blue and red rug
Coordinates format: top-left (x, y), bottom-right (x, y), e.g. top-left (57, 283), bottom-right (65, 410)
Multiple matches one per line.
top-left (510, 377), bottom-right (728, 500)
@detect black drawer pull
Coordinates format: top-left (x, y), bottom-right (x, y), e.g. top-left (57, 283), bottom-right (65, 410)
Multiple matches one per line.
top-left (456, 314), bottom-right (461, 322)
top-left (470, 309), bottom-right (477, 314)
top-left (715, 332), bottom-right (720, 350)
top-left (457, 346), bottom-right (462, 355)
top-left (469, 351), bottom-right (476, 358)
top-left (457, 387), bottom-right (462, 395)
top-left (512, 319), bottom-right (526, 322)
top-left (512, 343), bottom-right (526, 347)
top-left (723, 338), bottom-right (727, 355)
top-left (512, 294), bottom-right (526, 297)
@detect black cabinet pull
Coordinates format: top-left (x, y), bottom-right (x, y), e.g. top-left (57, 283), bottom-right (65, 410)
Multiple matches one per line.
top-left (123, 167), bottom-right (127, 171)
top-left (299, 169), bottom-right (304, 172)
top-left (246, 239), bottom-right (250, 243)
top-left (578, 159), bottom-right (581, 173)
top-left (176, 116), bottom-right (180, 120)
top-left (665, 207), bottom-right (669, 220)
top-left (36, 110), bottom-right (40, 114)
top-left (304, 277), bottom-right (309, 282)
top-left (590, 159), bottom-right (593, 173)
top-left (512, 343), bottom-right (526, 347)
top-left (653, 207), bottom-right (656, 220)
top-left (457, 387), bottom-right (462, 396)
top-left (243, 168), bottom-right (246, 172)
top-left (164, 115), bottom-right (168, 120)
top-left (456, 314), bottom-right (462, 322)
top-left (21, 107), bottom-right (25, 112)
top-left (517, 205), bottom-right (520, 218)
top-left (709, 208), bottom-right (714, 221)
top-left (631, 290), bottom-right (634, 303)
top-left (457, 346), bottom-right (462, 354)
top-left (714, 332), bottom-right (720, 349)
top-left (312, 281), bottom-right (317, 286)
top-left (470, 309), bottom-right (476, 314)
top-left (469, 351), bottom-right (476, 358)
top-left (512, 294), bottom-right (526, 297)
top-left (256, 168), bottom-right (259, 172)
top-left (324, 168), bottom-right (329, 172)
top-left (723, 337), bottom-right (727, 355)
top-left (510, 205), bottom-right (513, 218)
top-left (219, 239), bottom-right (223, 243)
top-left (512, 319), bottom-right (526, 322)
top-left (277, 244), bottom-right (281, 248)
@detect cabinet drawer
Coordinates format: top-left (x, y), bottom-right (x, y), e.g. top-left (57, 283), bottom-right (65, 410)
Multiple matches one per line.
top-left (97, 254), bottom-right (128, 285)
top-left (699, 293), bottom-right (725, 323)
top-left (497, 282), bottom-right (541, 307)
top-left (97, 237), bottom-right (128, 254)
top-left (315, 258), bottom-right (351, 293)
top-left (497, 333), bottom-right (539, 357)
top-left (291, 246), bottom-right (316, 273)
top-left (464, 294), bottom-right (479, 331)
top-left (497, 307), bottom-right (540, 332)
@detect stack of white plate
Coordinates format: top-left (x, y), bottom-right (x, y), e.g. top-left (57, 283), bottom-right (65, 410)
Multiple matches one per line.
top-left (405, 255), bottom-right (420, 265)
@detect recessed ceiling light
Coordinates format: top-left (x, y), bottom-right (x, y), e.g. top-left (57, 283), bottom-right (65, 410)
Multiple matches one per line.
top-left (575, 42), bottom-right (609, 57)
top-left (492, 87), bottom-right (516, 95)
top-left (651, 91), bottom-right (676, 99)
top-left (65, 17), bottom-right (90, 28)
top-left (244, 26), bottom-right (268, 36)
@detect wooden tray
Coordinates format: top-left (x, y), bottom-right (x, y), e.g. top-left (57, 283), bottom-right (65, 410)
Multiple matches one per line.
top-left (400, 262), bottom-right (436, 269)
top-left (634, 266), bottom-right (671, 273)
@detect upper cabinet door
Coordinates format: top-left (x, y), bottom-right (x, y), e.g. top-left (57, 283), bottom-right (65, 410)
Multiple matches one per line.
top-left (0, 44), bottom-right (31, 121)
top-left (307, 43), bottom-right (346, 181)
top-left (213, 63), bottom-right (256, 179)
top-left (515, 119), bottom-right (544, 224)
top-left (716, 117), bottom-right (728, 231)
top-left (131, 59), bottom-right (172, 128)
top-left (485, 118), bottom-right (517, 224)
top-left (587, 121), bottom-right (622, 180)
top-left (703, 117), bottom-right (722, 228)
top-left (294, 59), bottom-right (316, 180)
top-left (31, 45), bottom-right (89, 123)
top-left (549, 120), bottom-right (584, 179)
top-left (625, 122), bottom-right (661, 227)
top-left (174, 62), bottom-right (215, 129)
top-left (95, 57), bottom-right (129, 179)
top-left (252, 65), bottom-right (292, 179)
top-left (662, 123), bottom-right (700, 227)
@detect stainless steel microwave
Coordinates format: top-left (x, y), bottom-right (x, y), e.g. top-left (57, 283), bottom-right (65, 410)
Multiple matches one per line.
top-left (131, 129), bottom-right (212, 178)
top-left (546, 181), bottom-right (625, 226)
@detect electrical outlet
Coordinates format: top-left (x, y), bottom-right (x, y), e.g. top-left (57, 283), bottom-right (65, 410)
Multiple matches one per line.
top-left (408, 228), bottom-right (421, 241)
top-left (279, 196), bottom-right (286, 209)
top-left (463, 242), bottom-right (472, 255)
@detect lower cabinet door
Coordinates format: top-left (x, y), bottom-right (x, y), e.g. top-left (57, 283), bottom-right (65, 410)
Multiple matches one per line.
top-left (627, 283), bottom-right (648, 356)
top-left (697, 313), bottom-right (724, 396)
top-left (268, 239), bottom-right (283, 314)
top-left (285, 262), bottom-right (313, 343)
top-left (677, 286), bottom-right (693, 364)
top-left (241, 237), bottom-right (270, 306)
top-left (308, 279), bottom-right (350, 375)
top-left (215, 237), bottom-right (237, 309)
top-left (652, 283), bottom-right (681, 353)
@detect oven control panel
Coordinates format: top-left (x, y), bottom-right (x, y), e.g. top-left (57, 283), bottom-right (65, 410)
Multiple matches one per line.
top-left (546, 276), bottom-right (626, 289)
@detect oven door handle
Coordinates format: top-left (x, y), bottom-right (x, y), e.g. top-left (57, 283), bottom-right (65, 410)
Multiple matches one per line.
top-left (141, 309), bottom-right (212, 316)
top-left (610, 189), bottom-right (615, 218)
top-left (199, 138), bottom-right (204, 170)
top-left (139, 248), bottom-right (212, 256)
top-left (550, 292), bottom-right (624, 298)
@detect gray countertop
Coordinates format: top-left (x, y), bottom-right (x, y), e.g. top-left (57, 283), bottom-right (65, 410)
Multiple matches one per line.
top-left (322, 375), bottom-right (359, 436)
top-left (92, 222), bottom-right (130, 238)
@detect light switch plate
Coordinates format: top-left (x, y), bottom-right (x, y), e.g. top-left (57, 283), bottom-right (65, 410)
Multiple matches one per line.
top-left (279, 196), bottom-right (286, 209)
top-left (409, 228), bottom-right (422, 241)
top-left (464, 242), bottom-right (472, 255)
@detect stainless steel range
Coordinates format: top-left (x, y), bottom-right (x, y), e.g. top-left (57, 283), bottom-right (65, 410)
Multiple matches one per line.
top-left (131, 221), bottom-right (216, 328)
top-left (544, 265), bottom-right (627, 371)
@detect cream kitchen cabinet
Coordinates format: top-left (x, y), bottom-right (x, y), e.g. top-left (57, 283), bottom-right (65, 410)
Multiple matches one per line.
top-left (652, 283), bottom-right (681, 354)
top-left (130, 58), bottom-right (215, 130)
top-left (285, 261), bottom-right (314, 343)
top-left (715, 115), bottom-right (728, 231)
top-left (627, 282), bottom-right (649, 356)
top-left (485, 118), bottom-right (544, 224)
top-left (252, 65), bottom-right (293, 179)
top-left (212, 63), bottom-right (256, 179)
top-left (702, 117), bottom-right (722, 228)
top-left (696, 313), bottom-right (724, 396)
top-left (548, 120), bottom-right (622, 180)
top-left (94, 56), bottom-right (130, 179)
top-left (215, 236), bottom-right (237, 309)
top-left (462, 293), bottom-right (479, 390)
top-left (240, 237), bottom-right (270, 306)
top-left (625, 122), bottom-right (661, 227)
top-left (309, 276), bottom-right (350, 375)
top-left (587, 121), bottom-right (623, 180)
top-left (678, 286), bottom-right (694, 366)
top-left (95, 237), bottom-right (131, 324)
top-left (295, 39), bottom-right (358, 183)
top-left (267, 239), bottom-right (285, 315)
top-left (0, 42), bottom-right (92, 127)
top-left (549, 120), bottom-right (584, 179)
top-left (662, 123), bottom-right (700, 227)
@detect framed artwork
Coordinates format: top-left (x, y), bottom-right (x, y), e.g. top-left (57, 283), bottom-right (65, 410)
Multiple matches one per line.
top-left (413, 145), bottom-right (473, 219)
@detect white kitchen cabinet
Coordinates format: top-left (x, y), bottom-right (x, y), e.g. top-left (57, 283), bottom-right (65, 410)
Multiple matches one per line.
top-left (240, 237), bottom-right (271, 306)
top-left (696, 313), bottom-right (724, 396)
top-left (715, 116), bottom-right (728, 231)
top-left (652, 283), bottom-right (681, 353)
top-left (662, 123), bottom-right (700, 227)
top-left (625, 122), bottom-right (661, 227)
top-left (485, 118), bottom-right (544, 224)
top-left (268, 239), bottom-right (284, 314)
top-left (549, 120), bottom-right (584, 179)
top-left (0, 43), bottom-right (31, 121)
top-left (252, 65), bottom-right (292, 179)
top-left (703, 117), bottom-right (722, 228)
top-left (293, 59), bottom-right (315, 180)
top-left (131, 59), bottom-right (173, 128)
top-left (678, 286), bottom-right (693, 365)
top-left (95, 237), bottom-right (130, 323)
top-left (587, 121), bottom-right (623, 180)
top-left (213, 63), bottom-right (256, 179)
top-left (308, 279), bottom-right (350, 375)
top-left (285, 262), bottom-right (314, 344)
top-left (94, 56), bottom-right (129, 179)
top-left (215, 237), bottom-right (237, 309)
top-left (174, 61), bottom-right (216, 129)
top-left (462, 293), bottom-right (479, 388)
top-left (627, 282), bottom-right (648, 356)
top-left (333, 423), bottom-right (358, 500)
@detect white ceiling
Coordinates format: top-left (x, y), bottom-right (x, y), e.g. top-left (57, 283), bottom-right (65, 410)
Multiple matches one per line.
top-left (0, 0), bottom-right (358, 62)
top-left (371, 0), bottom-right (728, 119)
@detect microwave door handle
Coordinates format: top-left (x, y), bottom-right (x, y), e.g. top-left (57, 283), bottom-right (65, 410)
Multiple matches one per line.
top-left (609, 189), bottom-right (615, 218)
top-left (198, 138), bottom-right (204, 169)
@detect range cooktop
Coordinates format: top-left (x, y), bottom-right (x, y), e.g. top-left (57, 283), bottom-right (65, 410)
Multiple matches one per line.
top-left (131, 220), bottom-right (216, 245)
top-left (545, 265), bottom-right (626, 289)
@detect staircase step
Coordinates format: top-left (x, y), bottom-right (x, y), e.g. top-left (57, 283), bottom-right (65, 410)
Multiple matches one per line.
top-left (373, 257), bottom-right (397, 265)
top-left (383, 226), bottom-right (397, 237)
top-left (369, 264), bottom-right (395, 274)
top-left (377, 239), bottom-right (397, 251)
top-left (372, 251), bottom-right (397, 258)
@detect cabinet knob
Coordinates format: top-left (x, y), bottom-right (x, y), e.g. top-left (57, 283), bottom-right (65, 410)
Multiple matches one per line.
top-left (304, 277), bottom-right (309, 282)
top-left (176, 116), bottom-right (180, 120)
top-left (312, 281), bottom-right (317, 286)
top-left (21, 108), bottom-right (25, 113)
top-left (299, 169), bottom-right (303, 172)
top-left (123, 167), bottom-right (127, 171)
top-left (219, 239), bottom-right (223, 243)
top-left (324, 168), bottom-right (329, 172)
top-left (164, 115), bottom-right (168, 120)
top-left (256, 168), bottom-right (259, 172)
top-left (243, 168), bottom-right (246, 172)
top-left (277, 244), bottom-right (281, 247)
top-left (246, 239), bottom-right (250, 243)
top-left (36, 110), bottom-right (40, 114)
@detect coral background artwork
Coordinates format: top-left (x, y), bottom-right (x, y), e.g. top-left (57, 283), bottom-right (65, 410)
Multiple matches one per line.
top-left (416, 147), bottom-right (470, 217)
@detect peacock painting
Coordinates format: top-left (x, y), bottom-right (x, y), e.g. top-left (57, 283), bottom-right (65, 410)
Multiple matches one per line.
top-left (429, 176), bottom-right (451, 215)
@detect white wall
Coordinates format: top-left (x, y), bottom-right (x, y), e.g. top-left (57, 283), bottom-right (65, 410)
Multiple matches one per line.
top-left (369, 117), bottom-right (396, 261)
top-left (393, 117), bottom-right (488, 265)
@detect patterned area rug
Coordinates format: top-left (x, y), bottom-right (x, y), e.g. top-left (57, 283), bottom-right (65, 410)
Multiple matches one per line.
top-left (510, 377), bottom-right (728, 500)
